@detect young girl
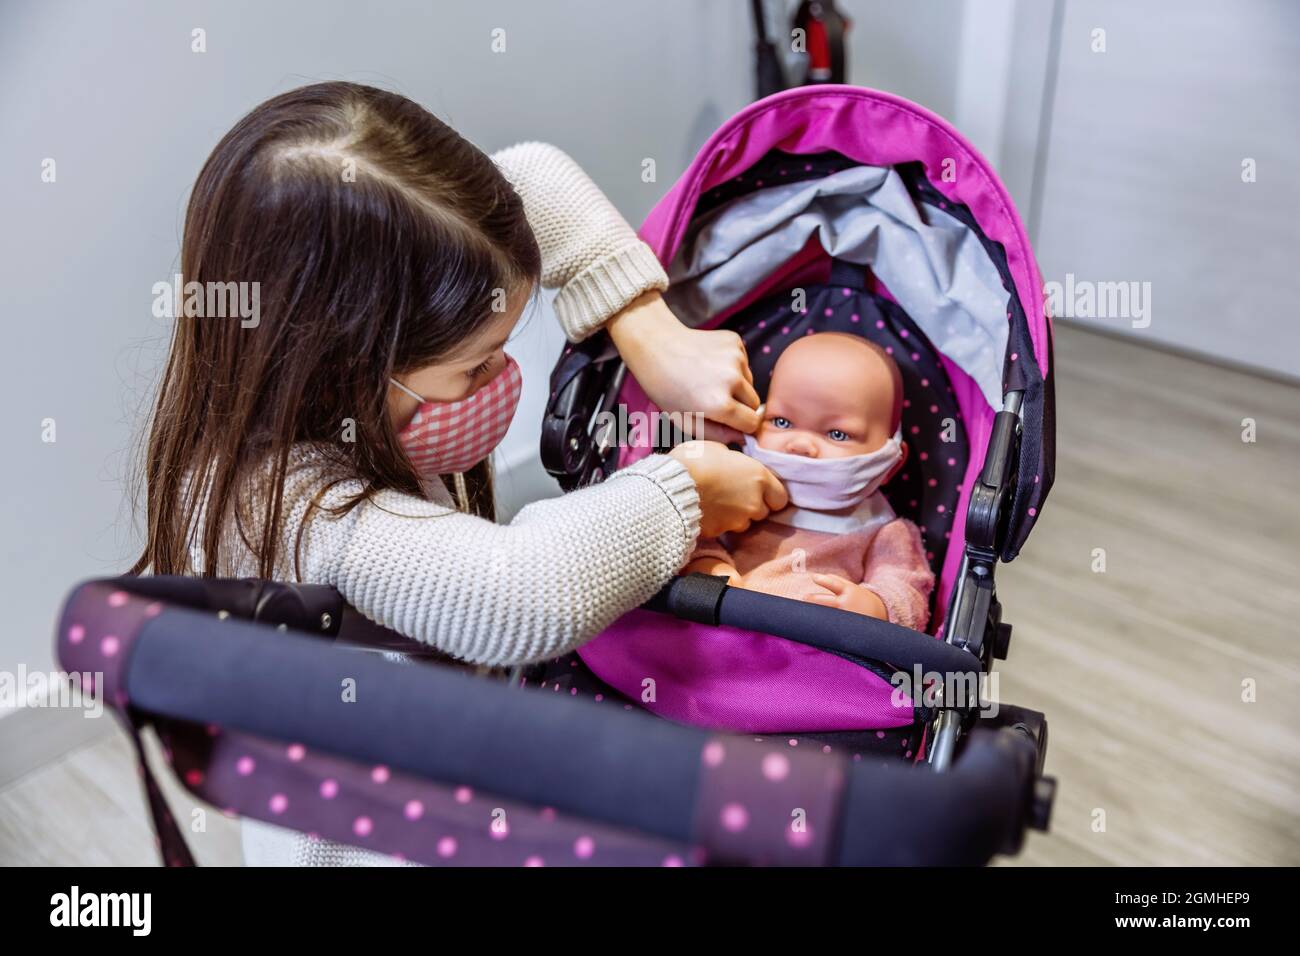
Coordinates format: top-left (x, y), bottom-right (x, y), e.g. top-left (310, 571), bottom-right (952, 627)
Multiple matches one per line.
top-left (134, 82), bottom-right (785, 864)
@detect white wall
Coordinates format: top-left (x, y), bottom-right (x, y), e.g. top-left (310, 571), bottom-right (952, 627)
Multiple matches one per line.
top-left (1033, 0), bottom-right (1300, 375)
top-left (0, 0), bottom-right (968, 710)
top-left (841, 0), bottom-right (965, 119)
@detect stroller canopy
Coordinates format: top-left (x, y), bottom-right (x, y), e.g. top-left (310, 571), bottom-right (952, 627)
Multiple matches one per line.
top-left (638, 85), bottom-right (1053, 584)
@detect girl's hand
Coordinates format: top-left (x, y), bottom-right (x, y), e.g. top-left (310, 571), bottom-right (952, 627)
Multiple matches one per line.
top-left (806, 574), bottom-right (889, 620)
top-left (682, 556), bottom-right (744, 587)
top-left (608, 291), bottom-right (761, 444)
top-left (669, 440), bottom-right (787, 538)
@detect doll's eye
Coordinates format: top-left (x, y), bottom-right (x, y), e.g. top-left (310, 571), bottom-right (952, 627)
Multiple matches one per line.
top-left (771, 417), bottom-right (792, 429)
top-left (828, 429), bottom-right (850, 442)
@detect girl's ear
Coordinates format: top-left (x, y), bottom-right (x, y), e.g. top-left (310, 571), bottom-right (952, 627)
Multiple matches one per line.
top-left (885, 440), bottom-right (909, 484)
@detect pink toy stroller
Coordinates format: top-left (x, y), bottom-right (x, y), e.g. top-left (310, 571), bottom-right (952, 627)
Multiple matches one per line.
top-left (56, 86), bottom-right (1055, 867)
top-left (541, 85), bottom-right (1055, 763)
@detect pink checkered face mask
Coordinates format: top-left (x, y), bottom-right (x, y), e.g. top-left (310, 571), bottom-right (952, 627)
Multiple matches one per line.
top-left (390, 354), bottom-right (523, 476)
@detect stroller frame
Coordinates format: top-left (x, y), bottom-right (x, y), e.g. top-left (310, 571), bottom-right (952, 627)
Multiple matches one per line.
top-left (542, 83), bottom-right (1057, 812)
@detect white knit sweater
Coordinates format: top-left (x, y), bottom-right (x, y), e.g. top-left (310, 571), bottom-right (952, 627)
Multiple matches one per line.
top-left (493, 141), bottom-right (670, 342)
top-left (236, 142), bottom-right (696, 866)
top-left (221, 449), bottom-right (700, 666)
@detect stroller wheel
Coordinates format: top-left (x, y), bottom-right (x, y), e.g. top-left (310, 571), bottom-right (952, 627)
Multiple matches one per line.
top-left (1031, 775), bottom-right (1057, 832)
top-left (986, 704), bottom-right (1049, 775)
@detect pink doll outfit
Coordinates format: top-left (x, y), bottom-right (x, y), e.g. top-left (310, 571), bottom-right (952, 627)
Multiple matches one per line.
top-left (691, 491), bottom-right (934, 632)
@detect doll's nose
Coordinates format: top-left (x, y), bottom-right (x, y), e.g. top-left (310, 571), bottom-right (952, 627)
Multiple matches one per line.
top-left (786, 435), bottom-right (819, 458)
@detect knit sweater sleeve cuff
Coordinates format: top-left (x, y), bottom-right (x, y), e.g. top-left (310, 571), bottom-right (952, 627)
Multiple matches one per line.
top-left (551, 239), bottom-right (669, 342)
top-left (616, 453), bottom-right (702, 553)
top-left (491, 141), bottom-right (669, 343)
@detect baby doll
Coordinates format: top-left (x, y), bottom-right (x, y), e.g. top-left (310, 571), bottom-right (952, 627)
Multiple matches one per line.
top-left (683, 332), bottom-right (934, 630)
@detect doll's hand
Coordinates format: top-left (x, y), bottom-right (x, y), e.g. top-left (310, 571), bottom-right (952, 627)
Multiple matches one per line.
top-left (607, 291), bottom-right (762, 444)
top-left (805, 574), bottom-right (889, 620)
top-left (682, 557), bottom-right (743, 587)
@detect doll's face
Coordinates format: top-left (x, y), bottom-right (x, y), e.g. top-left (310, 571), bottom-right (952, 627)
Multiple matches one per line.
top-left (757, 333), bottom-right (902, 459)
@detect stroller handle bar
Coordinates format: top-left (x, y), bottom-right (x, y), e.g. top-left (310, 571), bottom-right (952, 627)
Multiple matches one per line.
top-left (647, 572), bottom-right (983, 680)
top-left (108, 595), bottom-right (1036, 865)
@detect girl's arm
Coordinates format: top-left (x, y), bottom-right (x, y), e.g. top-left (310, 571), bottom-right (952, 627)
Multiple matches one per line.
top-left (492, 141), bottom-right (669, 342)
top-left (298, 455), bottom-right (701, 667)
top-left (492, 142), bottom-right (762, 443)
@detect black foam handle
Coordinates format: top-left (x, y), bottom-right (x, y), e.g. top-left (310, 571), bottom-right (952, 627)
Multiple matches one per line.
top-left (120, 603), bottom-right (1032, 865)
top-left (645, 575), bottom-right (981, 679)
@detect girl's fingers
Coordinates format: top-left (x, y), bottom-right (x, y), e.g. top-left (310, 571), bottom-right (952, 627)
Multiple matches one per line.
top-left (733, 375), bottom-right (761, 412)
top-left (701, 395), bottom-right (760, 436)
top-left (673, 407), bottom-right (743, 445)
top-left (736, 343), bottom-right (755, 385)
top-left (697, 419), bottom-right (744, 445)
top-left (758, 469), bottom-right (789, 512)
top-left (713, 329), bottom-right (753, 386)
top-left (719, 399), bottom-right (763, 436)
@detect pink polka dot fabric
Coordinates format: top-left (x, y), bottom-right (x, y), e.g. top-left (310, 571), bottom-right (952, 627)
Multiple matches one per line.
top-left (162, 721), bottom-right (692, 867)
top-left (56, 582), bottom-right (196, 865)
top-left (56, 580), bottom-right (692, 867)
top-left (691, 734), bottom-right (845, 866)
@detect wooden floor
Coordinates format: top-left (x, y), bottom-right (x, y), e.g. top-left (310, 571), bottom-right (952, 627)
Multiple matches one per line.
top-left (996, 325), bottom-right (1300, 865)
top-left (2, 323), bottom-right (1298, 866)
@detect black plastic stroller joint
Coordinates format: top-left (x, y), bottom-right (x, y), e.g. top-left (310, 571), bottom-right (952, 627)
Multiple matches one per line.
top-left (113, 574), bottom-right (346, 636)
top-left (928, 390), bottom-right (1025, 772)
top-left (540, 343), bottom-right (626, 490)
top-left (947, 390), bottom-right (1023, 668)
top-left (645, 571), bottom-right (730, 625)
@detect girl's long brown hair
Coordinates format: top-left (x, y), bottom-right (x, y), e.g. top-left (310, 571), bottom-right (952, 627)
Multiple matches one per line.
top-left (133, 82), bottom-right (540, 579)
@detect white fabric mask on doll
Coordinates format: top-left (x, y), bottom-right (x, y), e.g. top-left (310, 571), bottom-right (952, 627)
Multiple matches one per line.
top-left (742, 429), bottom-right (904, 511)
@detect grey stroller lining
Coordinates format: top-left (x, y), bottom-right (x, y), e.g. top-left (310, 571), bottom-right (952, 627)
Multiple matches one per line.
top-left (545, 148), bottom-right (1051, 563)
top-left (666, 161), bottom-right (1011, 410)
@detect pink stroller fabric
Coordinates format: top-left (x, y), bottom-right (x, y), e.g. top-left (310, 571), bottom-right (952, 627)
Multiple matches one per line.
top-left (578, 86), bottom-right (1049, 733)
